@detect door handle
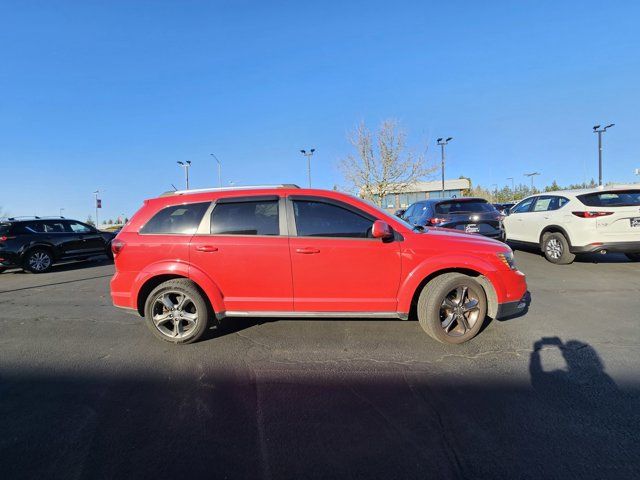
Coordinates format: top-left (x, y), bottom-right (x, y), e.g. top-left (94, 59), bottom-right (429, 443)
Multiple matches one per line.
top-left (295, 247), bottom-right (320, 254)
top-left (195, 245), bottom-right (218, 252)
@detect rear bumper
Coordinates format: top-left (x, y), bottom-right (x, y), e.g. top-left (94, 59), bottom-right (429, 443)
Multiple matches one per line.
top-left (571, 241), bottom-right (640, 254)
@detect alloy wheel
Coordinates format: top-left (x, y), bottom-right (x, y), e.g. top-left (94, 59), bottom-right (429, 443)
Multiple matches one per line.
top-left (29, 252), bottom-right (51, 272)
top-left (546, 238), bottom-right (562, 260)
top-left (439, 285), bottom-right (481, 337)
top-left (151, 290), bottom-right (199, 339)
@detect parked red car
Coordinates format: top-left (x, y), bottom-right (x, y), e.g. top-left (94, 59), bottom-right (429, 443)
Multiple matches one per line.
top-left (110, 185), bottom-right (528, 344)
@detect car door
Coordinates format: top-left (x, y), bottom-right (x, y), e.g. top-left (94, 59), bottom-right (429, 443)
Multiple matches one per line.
top-left (189, 196), bottom-right (294, 312)
top-left (64, 220), bottom-right (105, 255)
top-left (503, 196), bottom-right (536, 241)
top-left (287, 196), bottom-right (402, 313)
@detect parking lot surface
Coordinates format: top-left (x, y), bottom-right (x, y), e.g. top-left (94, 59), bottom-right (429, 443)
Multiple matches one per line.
top-left (0, 251), bottom-right (639, 479)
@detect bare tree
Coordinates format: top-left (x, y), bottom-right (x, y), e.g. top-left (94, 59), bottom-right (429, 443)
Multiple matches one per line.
top-left (339, 120), bottom-right (435, 205)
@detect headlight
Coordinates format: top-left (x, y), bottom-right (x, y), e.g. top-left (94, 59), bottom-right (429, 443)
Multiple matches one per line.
top-left (497, 251), bottom-right (517, 270)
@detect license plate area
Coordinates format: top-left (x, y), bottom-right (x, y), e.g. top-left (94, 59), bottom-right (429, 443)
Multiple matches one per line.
top-left (630, 217), bottom-right (640, 228)
top-left (465, 224), bottom-right (480, 233)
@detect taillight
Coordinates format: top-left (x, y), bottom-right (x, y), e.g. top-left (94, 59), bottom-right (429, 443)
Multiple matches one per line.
top-left (429, 218), bottom-right (446, 225)
top-left (111, 239), bottom-right (125, 255)
top-left (572, 211), bottom-right (613, 218)
top-left (0, 236), bottom-right (7, 242)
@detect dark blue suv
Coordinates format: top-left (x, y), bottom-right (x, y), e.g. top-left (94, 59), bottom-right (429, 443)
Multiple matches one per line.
top-left (401, 198), bottom-right (505, 240)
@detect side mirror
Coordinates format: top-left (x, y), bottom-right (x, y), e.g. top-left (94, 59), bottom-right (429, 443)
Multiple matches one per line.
top-left (372, 220), bottom-right (393, 240)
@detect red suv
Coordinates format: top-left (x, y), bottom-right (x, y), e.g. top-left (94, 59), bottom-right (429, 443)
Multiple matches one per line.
top-left (110, 185), bottom-right (528, 344)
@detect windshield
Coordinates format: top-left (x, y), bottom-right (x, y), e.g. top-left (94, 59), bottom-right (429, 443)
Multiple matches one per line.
top-left (435, 200), bottom-right (496, 214)
top-left (577, 190), bottom-right (640, 207)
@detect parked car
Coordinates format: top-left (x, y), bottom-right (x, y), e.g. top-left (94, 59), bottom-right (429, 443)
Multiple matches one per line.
top-left (401, 198), bottom-right (505, 240)
top-left (493, 202), bottom-right (515, 215)
top-left (503, 186), bottom-right (640, 264)
top-left (110, 185), bottom-right (528, 345)
top-left (0, 217), bottom-right (115, 273)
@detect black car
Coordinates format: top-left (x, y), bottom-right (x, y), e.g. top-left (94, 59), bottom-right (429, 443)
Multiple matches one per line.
top-left (493, 202), bottom-right (515, 215)
top-left (0, 217), bottom-right (116, 273)
top-left (401, 197), bottom-right (505, 240)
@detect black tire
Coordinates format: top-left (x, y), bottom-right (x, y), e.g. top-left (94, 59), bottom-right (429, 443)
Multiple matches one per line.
top-left (541, 232), bottom-right (575, 265)
top-left (23, 248), bottom-right (54, 273)
top-left (417, 273), bottom-right (488, 344)
top-left (625, 253), bottom-right (640, 262)
top-left (143, 279), bottom-right (210, 344)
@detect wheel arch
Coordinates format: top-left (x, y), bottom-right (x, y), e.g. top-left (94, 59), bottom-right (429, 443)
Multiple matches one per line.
top-left (21, 243), bottom-right (57, 262)
top-left (539, 225), bottom-right (572, 248)
top-left (407, 267), bottom-right (499, 320)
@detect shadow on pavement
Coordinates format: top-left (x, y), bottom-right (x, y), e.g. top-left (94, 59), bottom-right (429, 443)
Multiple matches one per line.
top-left (0, 338), bottom-right (637, 479)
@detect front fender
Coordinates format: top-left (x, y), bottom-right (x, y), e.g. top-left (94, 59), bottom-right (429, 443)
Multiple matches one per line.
top-left (396, 254), bottom-right (506, 313)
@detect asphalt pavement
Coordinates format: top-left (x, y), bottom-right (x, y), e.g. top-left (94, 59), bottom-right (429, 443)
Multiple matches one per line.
top-left (0, 251), bottom-right (638, 479)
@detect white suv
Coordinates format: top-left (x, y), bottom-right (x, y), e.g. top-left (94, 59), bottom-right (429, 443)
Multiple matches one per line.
top-left (503, 186), bottom-right (640, 264)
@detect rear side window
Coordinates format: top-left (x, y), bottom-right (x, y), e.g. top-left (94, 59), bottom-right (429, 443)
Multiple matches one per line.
top-left (43, 221), bottom-right (67, 233)
top-left (141, 202), bottom-right (210, 235)
top-left (0, 223), bottom-right (11, 235)
top-left (435, 200), bottom-right (495, 214)
top-left (210, 200), bottom-right (279, 235)
top-left (293, 200), bottom-right (373, 238)
top-left (577, 190), bottom-right (640, 207)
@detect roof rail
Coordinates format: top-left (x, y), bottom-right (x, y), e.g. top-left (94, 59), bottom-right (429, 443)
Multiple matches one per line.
top-left (5, 216), bottom-right (66, 221)
top-left (164, 184), bottom-right (301, 196)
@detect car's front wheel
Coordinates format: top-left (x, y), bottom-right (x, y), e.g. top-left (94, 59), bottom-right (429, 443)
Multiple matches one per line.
top-left (144, 279), bottom-right (210, 344)
top-left (24, 249), bottom-right (54, 273)
top-left (625, 253), bottom-right (640, 262)
top-left (417, 273), bottom-right (487, 344)
top-left (541, 232), bottom-right (575, 264)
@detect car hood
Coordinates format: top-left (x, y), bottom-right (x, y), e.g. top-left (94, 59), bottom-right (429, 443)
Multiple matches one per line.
top-left (418, 226), bottom-right (507, 249)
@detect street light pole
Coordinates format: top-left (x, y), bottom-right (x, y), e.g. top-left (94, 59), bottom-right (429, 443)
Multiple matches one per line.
top-left (93, 190), bottom-right (100, 227)
top-left (210, 153), bottom-right (222, 187)
top-left (524, 172), bottom-right (540, 191)
top-left (593, 124), bottom-right (615, 186)
top-left (300, 149), bottom-right (315, 188)
top-left (59, 208), bottom-right (64, 217)
top-left (436, 137), bottom-right (453, 195)
top-left (177, 161), bottom-right (192, 190)
top-left (506, 177), bottom-right (515, 199)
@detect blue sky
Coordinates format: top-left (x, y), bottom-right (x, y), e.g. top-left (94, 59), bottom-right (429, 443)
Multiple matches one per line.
top-left (1, 0), bottom-right (639, 222)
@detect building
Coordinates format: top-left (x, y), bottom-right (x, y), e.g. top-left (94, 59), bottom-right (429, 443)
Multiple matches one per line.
top-left (375, 178), bottom-right (471, 211)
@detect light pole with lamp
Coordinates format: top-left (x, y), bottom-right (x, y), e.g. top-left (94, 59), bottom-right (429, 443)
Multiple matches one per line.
top-left (524, 172), bottom-right (540, 192)
top-left (210, 153), bottom-right (222, 187)
top-left (177, 161), bottom-right (192, 190)
top-left (437, 137), bottom-right (453, 195)
top-left (593, 124), bottom-right (614, 186)
top-left (300, 149), bottom-right (315, 188)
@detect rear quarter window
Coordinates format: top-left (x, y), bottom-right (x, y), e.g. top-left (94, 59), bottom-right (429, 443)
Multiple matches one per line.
top-left (140, 202), bottom-right (210, 234)
top-left (577, 190), bottom-right (640, 207)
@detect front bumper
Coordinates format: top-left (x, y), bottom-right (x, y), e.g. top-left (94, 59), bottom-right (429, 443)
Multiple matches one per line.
top-left (571, 241), bottom-right (640, 254)
top-left (496, 291), bottom-right (530, 319)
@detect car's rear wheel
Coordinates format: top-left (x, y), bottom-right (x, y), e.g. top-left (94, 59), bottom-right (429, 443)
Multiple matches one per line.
top-left (144, 279), bottom-right (210, 344)
top-left (24, 249), bottom-right (54, 273)
top-left (625, 253), bottom-right (640, 262)
top-left (417, 273), bottom-right (487, 344)
top-left (541, 232), bottom-right (575, 264)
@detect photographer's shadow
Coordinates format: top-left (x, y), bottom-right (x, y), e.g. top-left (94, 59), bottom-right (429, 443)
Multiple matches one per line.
top-left (529, 337), bottom-right (619, 409)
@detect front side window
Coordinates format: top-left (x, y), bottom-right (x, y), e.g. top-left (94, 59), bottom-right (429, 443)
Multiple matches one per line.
top-left (293, 200), bottom-right (373, 238)
top-left (141, 202), bottom-right (210, 235)
top-left (210, 200), bottom-right (279, 236)
top-left (512, 197), bottom-right (535, 214)
top-left (66, 221), bottom-right (92, 233)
